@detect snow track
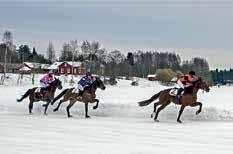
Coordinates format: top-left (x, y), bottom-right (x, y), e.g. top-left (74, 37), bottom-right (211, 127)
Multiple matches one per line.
top-left (1, 77), bottom-right (233, 153)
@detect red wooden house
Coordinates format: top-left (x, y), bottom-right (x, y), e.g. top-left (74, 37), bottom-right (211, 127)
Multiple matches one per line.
top-left (48, 61), bottom-right (85, 75)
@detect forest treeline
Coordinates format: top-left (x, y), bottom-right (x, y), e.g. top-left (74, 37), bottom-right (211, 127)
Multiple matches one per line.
top-left (0, 30), bottom-right (228, 85)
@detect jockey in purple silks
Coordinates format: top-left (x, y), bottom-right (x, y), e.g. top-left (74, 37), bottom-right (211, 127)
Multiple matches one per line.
top-left (77, 71), bottom-right (93, 96)
top-left (39, 71), bottom-right (55, 97)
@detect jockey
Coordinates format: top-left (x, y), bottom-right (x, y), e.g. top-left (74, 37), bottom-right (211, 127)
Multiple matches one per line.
top-left (176, 71), bottom-right (198, 98)
top-left (77, 71), bottom-right (93, 96)
top-left (39, 71), bottom-right (55, 97)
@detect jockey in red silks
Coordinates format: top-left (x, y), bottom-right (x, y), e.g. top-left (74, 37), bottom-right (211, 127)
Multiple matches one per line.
top-left (39, 71), bottom-right (55, 97)
top-left (176, 71), bottom-right (198, 98)
top-left (77, 71), bottom-right (93, 96)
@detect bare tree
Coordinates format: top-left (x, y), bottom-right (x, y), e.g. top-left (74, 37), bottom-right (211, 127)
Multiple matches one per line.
top-left (1, 30), bottom-right (13, 84)
top-left (70, 39), bottom-right (79, 83)
top-left (47, 42), bottom-right (56, 63)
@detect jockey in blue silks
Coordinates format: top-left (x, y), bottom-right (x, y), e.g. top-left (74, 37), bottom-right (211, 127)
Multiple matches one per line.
top-left (77, 71), bottom-right (93, 96)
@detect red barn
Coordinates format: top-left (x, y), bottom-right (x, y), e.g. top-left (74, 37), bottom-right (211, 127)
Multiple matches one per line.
top-left (48, 61), bottom-right (85, 75)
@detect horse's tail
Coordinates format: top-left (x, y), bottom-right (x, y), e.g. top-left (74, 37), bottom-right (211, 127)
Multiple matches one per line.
top-left (17, 89), bottom-right (32, 102)
top-left (138, 92), bottom-right (161, 107)
top-left (51, 88), bottom-right (69, 105)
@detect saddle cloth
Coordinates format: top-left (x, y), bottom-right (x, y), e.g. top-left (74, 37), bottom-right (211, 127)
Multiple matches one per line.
top-left (71, 88), bottom-right (78, 93)
top-left (169, 88), bottom-right (184, 96)
top-left (35, 87), bottom-right (42, 93)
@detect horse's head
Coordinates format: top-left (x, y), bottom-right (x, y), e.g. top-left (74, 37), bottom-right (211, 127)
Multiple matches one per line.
top-left (53, 78), bottom-right (63, 90)
top-left (93, 77), bottom-right (106, 90)
top-left (194, 77), bottom-right (210, 92)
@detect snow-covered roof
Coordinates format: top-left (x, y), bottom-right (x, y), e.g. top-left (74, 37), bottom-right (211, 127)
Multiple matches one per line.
top-left (41, 64), bottom-right (50, 69)
top-left (67, 61), bottom-right (82, 67)
top-left (19, 66), bottom-right (31, 71)
top-left (24, 62), bottom-right (41, 69)
top-left (147, 74), bottom-right (156, 78)
top-left (48, 61), bottom-right (82, 70)
top-left (48, 62), bottom-right (63, 70)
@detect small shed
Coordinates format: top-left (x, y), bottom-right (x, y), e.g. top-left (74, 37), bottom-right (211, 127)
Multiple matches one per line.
top-left (147, 74), bottom-right (156, 81)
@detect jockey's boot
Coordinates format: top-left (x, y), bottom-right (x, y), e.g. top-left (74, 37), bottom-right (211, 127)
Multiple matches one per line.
top-left (176, 88), bottom-right (184, 103)
top-left (78, 90), bottom-right (83, 97)
top-left (36, 92), bottom-right (43, 98)
top-left (38, 89), bottom-right (44, 98)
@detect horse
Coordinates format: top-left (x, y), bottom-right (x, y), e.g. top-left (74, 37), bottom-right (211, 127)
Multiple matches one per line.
top-left (17, 78), bottom-right (63, 115)
top-left (51, 77), bottom-right (106, 118)
top-left (138, 77), bottom-right (210, 123)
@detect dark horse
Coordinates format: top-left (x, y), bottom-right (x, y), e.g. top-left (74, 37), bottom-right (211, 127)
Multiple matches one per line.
top-left (51, 77), bottom-right (106, 118)
top-left (17, 78), bottom-right (63, 115)
top-left (138, 77), bottom-right (210, 123)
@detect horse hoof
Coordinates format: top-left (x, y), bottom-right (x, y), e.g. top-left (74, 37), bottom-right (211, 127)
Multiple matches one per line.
top-left (53, 109), bottom-right (58, 112)
top-left (177, 120), bottom-right (183, 123)
top-left (93, 106), bottom-right (97, 110)
top-left (154, 119), bottom-right (159, 122)
top-left (196, 111), bottom-right (201, 115)
top-left (68, 115), bottom-right (73, 118)
top-left (44, 113), bottom-right (48, 116)
top-left (86, 116), bottom-right (91, 119)
top-left (151, 113), bottom-right (155, 118)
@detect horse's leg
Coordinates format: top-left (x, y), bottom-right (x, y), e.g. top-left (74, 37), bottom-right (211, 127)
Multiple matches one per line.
top-left (53, 99), bottom-right (65, 112)
top-left (177, 105), bottom-right (186, 123)
top-left (66, 100), bottom-right (75, 118)
top-left (85, 102), bottom-right (90, 118)
top-left (154, 101), bottom-right (170, 122)
top-left (190, 102), bottom-right (202, 115)
top-left (29, 99), bottom-right (34, 114)
top-left (93, 99), bottom-right (99, 110)
top-left (151, 101), bottom-right (162, 118)
top-left (43, 100), bottom-right (50, 115)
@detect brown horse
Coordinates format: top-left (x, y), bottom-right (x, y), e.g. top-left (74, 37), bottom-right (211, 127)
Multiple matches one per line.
top-left (138, 77), bottom-right (210, 123)
top-left (51, 77), bottom-right (106, 118)
top-left (17, 78), bottom-right (63, 115)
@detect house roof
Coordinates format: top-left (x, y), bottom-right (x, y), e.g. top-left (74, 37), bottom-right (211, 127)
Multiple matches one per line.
top-left (48, 61), bottom-right (82, 70)
top-left (67, 61), bottom-right (82, 67)
top-left (19, 66), bottom-right (31, 71)
top-left (24, 62), bottom-right (41, 69)
top-left (41, 64), bottom-right (50, 69)
top-left (48, 62), bottom-right (64, 70)
top-left (147, 74), bottom-right (156, 78)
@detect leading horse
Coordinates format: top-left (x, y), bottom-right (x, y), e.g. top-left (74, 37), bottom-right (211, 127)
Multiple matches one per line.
top-left (51, 77), bottom-right (106, 118)
top-left (138, 77), bottom-right (210, 123)
top-left (17, 78), bottom-right (63, 115)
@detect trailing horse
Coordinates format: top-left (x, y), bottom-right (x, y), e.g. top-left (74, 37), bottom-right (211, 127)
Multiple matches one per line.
top-left (51, 77), bottom-right (106, 118)
top-left (138, 77), bottom-right (210, 123)
top-left (17, 78), bottom-right (63, 115)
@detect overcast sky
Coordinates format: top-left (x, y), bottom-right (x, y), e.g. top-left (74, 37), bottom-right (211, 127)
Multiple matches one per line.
top-left (0, 0), bottom-right (233, 69)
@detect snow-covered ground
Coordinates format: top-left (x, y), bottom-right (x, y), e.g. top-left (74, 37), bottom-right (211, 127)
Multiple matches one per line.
top-left (1, 74), bottom-right (233, 154)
